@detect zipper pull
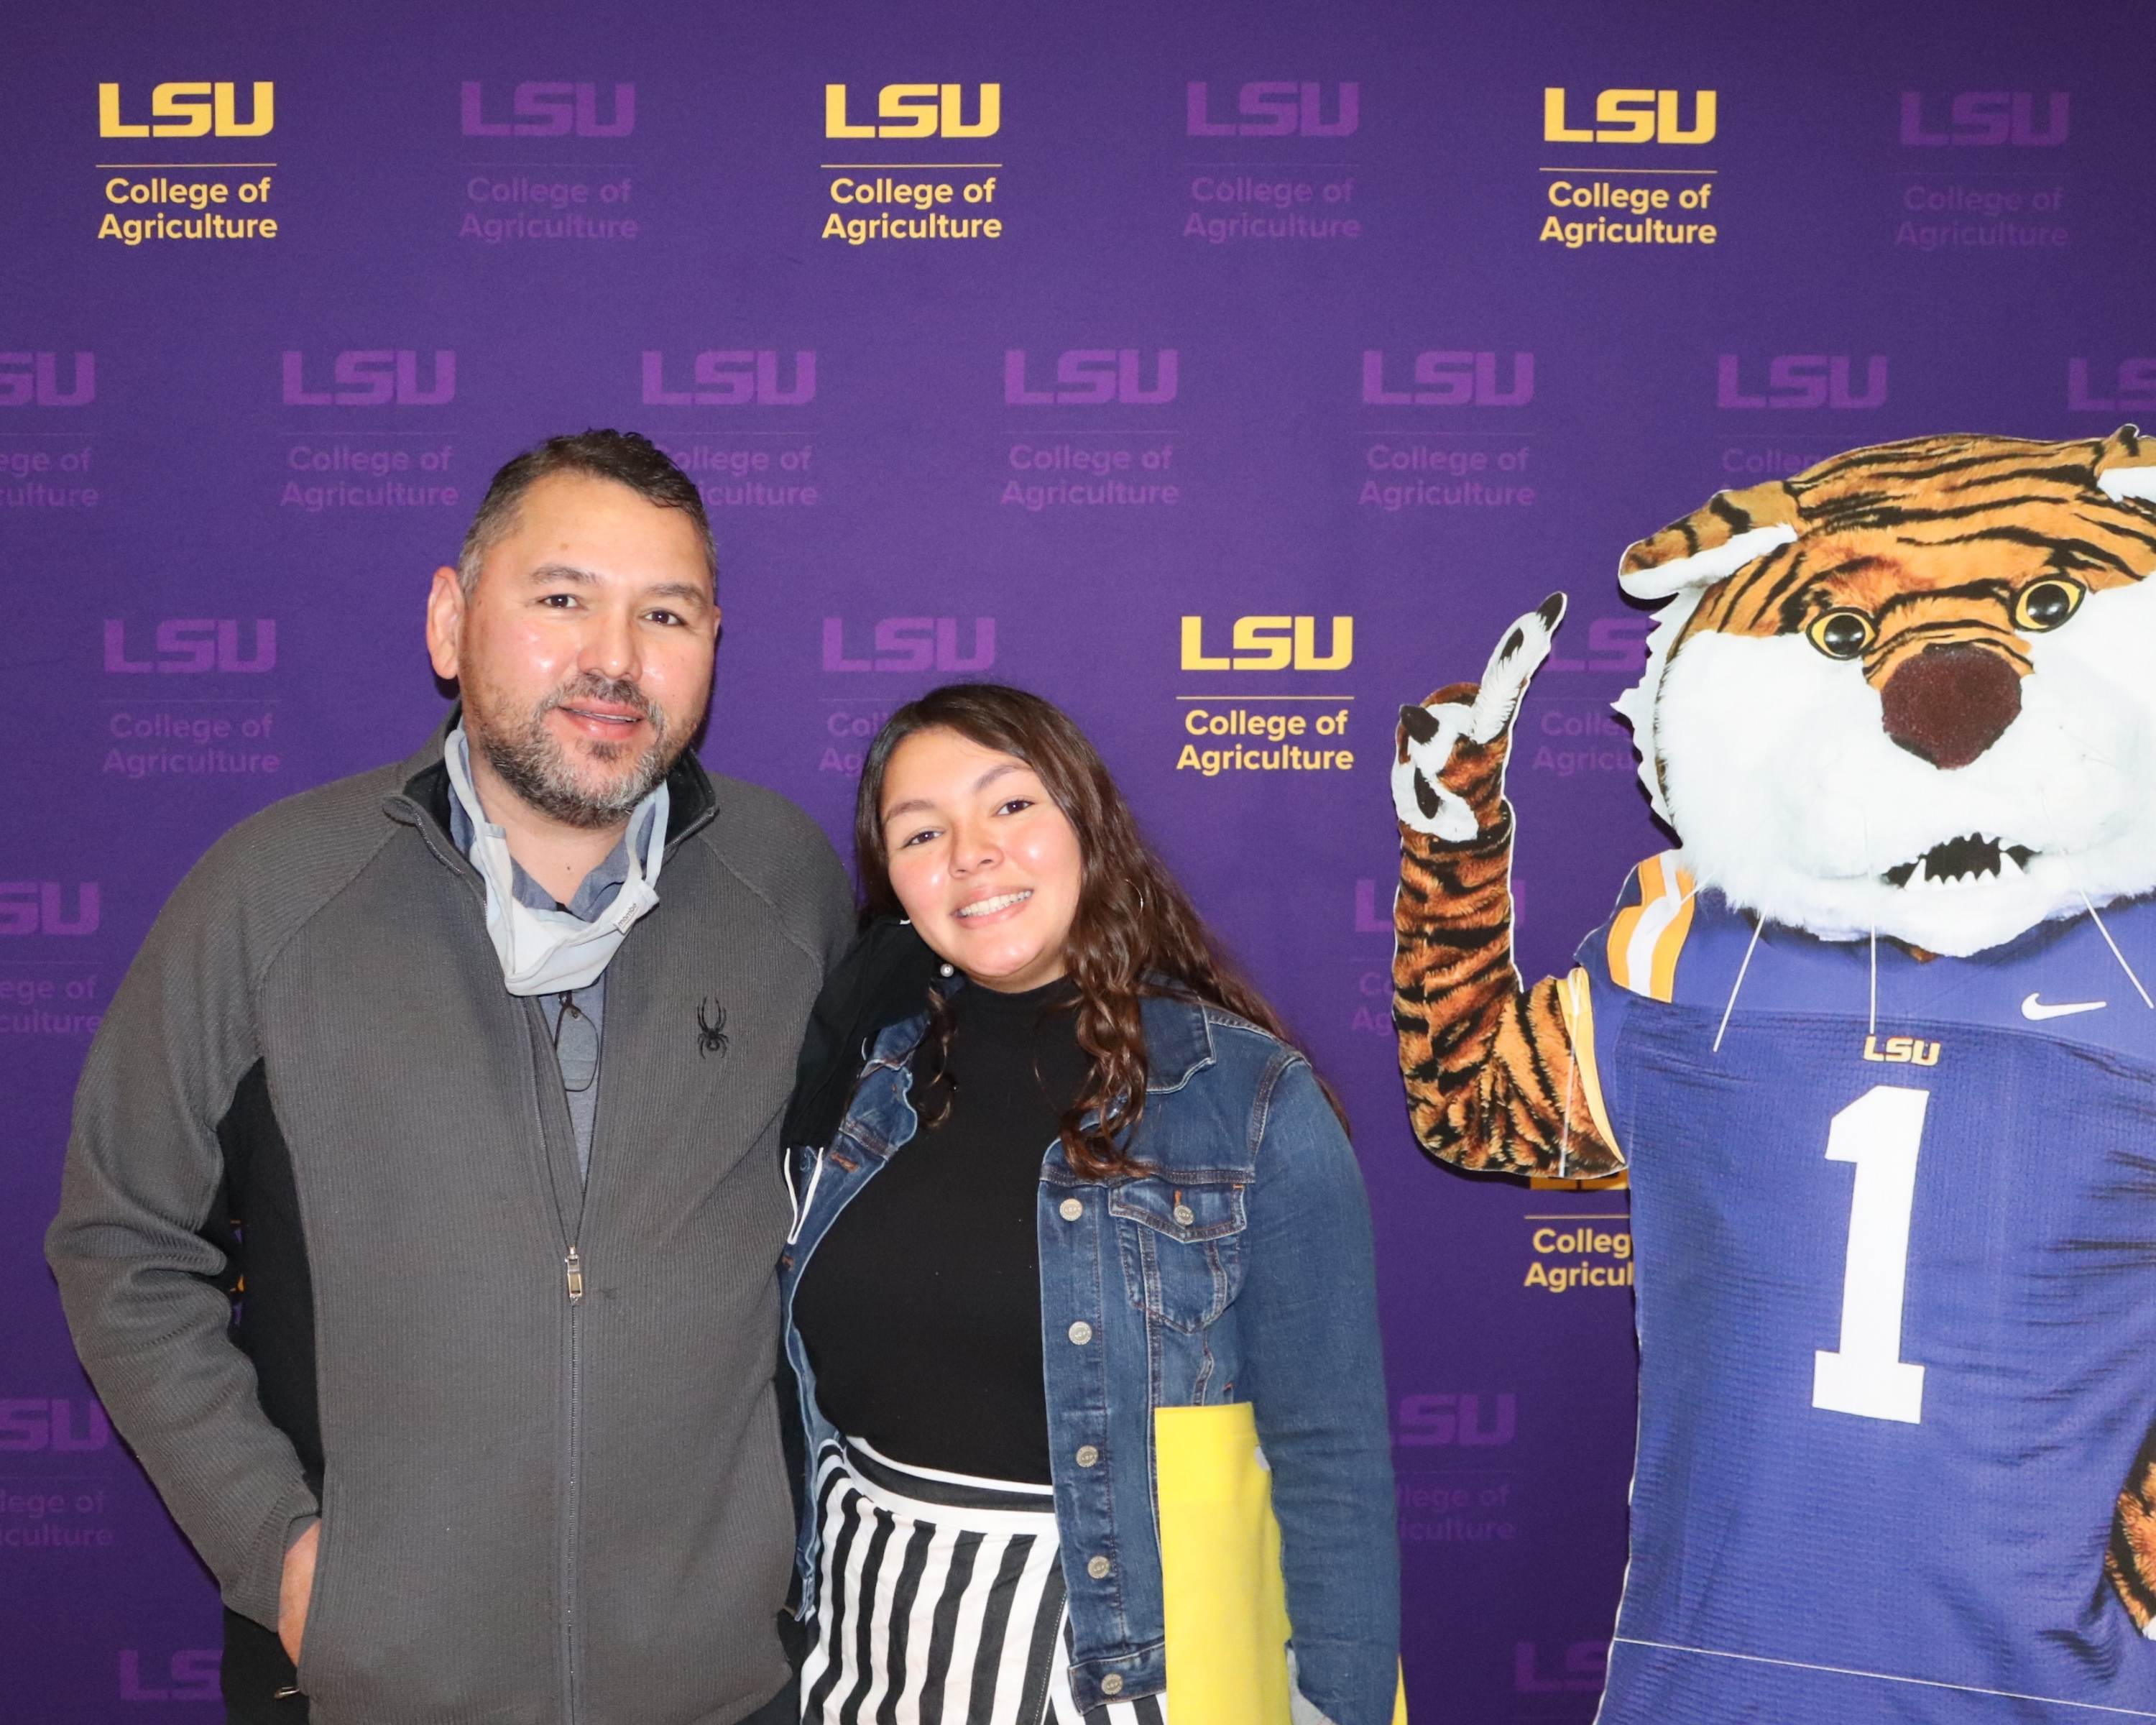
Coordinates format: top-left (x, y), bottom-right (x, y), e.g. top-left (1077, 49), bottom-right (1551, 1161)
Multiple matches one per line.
top-left (565, 1246), bottom-right (585, 1305)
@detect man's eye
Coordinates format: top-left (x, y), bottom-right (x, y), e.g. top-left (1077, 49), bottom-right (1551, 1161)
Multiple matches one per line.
top-left (539, 592), bottom-right (579, 610)
top-left (645, 610), bottom-right (684, 627)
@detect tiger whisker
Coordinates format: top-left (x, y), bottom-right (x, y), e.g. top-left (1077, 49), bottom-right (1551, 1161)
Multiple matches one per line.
top-left (1713, 914), bottom-right (1765, 1054)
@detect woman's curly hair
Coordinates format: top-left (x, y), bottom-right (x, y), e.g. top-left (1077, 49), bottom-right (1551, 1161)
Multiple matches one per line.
top-left (854, 681), bottom-right (1344, 1179)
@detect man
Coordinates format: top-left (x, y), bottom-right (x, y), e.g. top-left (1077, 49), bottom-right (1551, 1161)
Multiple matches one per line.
top-left (47, 431), bottom-right (854, 1724)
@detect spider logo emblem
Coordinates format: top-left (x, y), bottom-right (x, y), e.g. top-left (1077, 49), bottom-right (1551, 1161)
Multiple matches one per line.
top-left (696, 998), bottom-right (730, 1060)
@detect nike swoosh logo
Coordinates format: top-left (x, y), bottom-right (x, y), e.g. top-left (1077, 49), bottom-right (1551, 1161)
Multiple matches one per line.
top-left (2022, 993), bottom-right (2107, 1021)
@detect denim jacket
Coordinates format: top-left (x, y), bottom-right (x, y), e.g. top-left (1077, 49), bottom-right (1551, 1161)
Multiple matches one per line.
top-left (778, 989), bottom-right (1400, 1724)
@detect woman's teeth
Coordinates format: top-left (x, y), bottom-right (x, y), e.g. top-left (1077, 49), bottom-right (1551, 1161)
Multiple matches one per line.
top-left (957, 890), bottom-right (1031, 919)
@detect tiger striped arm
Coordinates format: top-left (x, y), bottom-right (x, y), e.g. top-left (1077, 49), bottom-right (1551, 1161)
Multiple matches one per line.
top-left (2106, 1451), bottom-right (2156, 1636)
top-left (1393, 810), bottom-right (1623, 1179)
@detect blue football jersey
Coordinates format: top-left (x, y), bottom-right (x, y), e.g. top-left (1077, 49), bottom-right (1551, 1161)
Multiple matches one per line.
top-left (1577, 853), bottom-right (2156, 1724)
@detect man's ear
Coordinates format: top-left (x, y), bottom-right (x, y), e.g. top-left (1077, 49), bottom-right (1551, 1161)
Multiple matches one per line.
top-left (425, 565), bottom-right (464, 682)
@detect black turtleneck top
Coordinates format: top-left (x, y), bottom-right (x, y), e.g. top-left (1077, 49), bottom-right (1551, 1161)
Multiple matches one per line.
top-left (793, 975), bottom-right (1087, 1484)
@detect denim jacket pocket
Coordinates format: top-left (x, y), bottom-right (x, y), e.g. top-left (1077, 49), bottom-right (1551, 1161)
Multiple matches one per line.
top-left (1111, 1177), bottom-right (1248, 1333)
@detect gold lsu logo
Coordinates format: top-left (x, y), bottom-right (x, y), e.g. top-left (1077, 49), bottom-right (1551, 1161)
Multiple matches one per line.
top-left (1542, 87), bottom-right (1715, 145)
top-left (1862, 1034), bottom-right (1941, 1067)
top-left (824, 83), bottom-right (1000, 139)
top-left (1180, 616), bottom-right (1353, 672)
top-left (99, 81), bottom-right (274, 137)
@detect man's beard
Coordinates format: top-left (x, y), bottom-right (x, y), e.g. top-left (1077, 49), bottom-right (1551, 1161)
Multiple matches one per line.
top-left (469, 673), bottom-right (681, 830)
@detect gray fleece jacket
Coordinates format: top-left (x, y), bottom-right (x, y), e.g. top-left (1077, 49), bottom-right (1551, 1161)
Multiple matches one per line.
top-left (46, 722), bottom-right (855, 1725)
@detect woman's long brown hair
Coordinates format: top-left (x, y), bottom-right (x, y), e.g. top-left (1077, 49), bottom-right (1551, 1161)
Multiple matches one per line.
top-left (854, 682), bottom-right (1345, 1179)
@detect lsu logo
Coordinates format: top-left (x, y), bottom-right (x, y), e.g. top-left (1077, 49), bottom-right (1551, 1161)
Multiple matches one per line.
top-left (1184, 81), bottom-right (1359, 138)
top-left (1900, 91), bottom-right (2068, 147)
top-left (0, 1397), bottom-right (112, 1450)
top-left (0, 352), bottom-right (93, 408)
top-left (2068, 359), bottom-right (2156, 413)
top-left (282, 351), bottom-right (455, 407)
top-left (641, 350), bottom-right (816, 407)
top-left (1542, 87), bottom-right (1715, 144)
top-left (1004, 349), bottom-right (1176, 407)
top-left (105, 620), bottom-right (276, 675)
top-left (120, 1651), bottom-right (221, 1704)
top-left (1864, 1034), bottom-right (1941, 1067)
top-left (1361, 350), bottom-right (1533, 408)
top-left (98, 81), bottom-right (273, 138)
top-left (1181, 615), bottom-right (1352, 672)
top-left (461, 81), bottom-right (635, 137)
top-left (824, 83), bottom-right (999, 139)
top-left (0, 883), bottom-right (100, 937)
top-left (822, 617), bottom-right (995, 674)
top-left (1717, 355), bottom-right (1887, 410)
top-left (1396, 1392), bottom-right (1517, 1447)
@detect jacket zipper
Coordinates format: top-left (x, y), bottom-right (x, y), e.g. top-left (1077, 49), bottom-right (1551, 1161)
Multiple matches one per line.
top-left (565, 1246), bottom-right (584, 1302)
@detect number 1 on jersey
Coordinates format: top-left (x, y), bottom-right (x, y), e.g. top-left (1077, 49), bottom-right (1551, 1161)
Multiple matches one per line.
top-left (1812, 1085), bottom-right (1929, 1425)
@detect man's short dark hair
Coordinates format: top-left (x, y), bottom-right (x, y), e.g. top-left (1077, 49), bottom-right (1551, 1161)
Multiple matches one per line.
top-left (457, 429), bottom-right (714, 593)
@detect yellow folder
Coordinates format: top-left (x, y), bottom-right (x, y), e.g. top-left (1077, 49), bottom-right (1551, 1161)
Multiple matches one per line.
top-left (1155, 1402), bottom-right (1407, 1725)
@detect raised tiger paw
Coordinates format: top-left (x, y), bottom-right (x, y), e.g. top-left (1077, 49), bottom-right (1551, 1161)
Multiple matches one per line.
top-left (1393, 594), bottom-right (1566, 841)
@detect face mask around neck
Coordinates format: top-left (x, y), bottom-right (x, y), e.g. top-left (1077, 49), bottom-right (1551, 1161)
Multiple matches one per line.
top-left (443, 726), bottom-right (669, 995)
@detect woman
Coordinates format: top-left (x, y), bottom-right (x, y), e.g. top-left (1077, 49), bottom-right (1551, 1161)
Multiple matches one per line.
top-left (780, 684), bottom-right (1398, 1725)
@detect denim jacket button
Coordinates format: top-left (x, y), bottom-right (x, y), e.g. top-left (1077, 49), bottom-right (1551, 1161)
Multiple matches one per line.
top-left (1172, 1202), bottom-right (1196, 1226)
top-left (1059, 1197), bottom-right (1084, 1221)
top-left (1100, 1674), bottom-right (1124, 1696)
top-left (1087, 1554), bottom-right (1112, 1579)
top-left (1075, 1444), bottom-right (1099, 1467)
top-left (1067, 1320), bottom-right (1093, 1345)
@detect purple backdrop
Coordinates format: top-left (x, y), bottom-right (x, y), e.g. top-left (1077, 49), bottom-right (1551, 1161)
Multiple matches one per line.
top-left (6, 0), bottom-right (2150, 1716)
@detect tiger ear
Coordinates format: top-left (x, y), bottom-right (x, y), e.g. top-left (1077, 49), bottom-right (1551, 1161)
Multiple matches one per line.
top-left (1618, 479), bottom-right (1802, 601)
top-left (2095, 425), bottom-right (2156, 506)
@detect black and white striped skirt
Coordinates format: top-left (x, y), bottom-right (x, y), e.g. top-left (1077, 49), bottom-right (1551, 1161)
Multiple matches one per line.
top-left (801, 1437), bottom-right (1168, 1725)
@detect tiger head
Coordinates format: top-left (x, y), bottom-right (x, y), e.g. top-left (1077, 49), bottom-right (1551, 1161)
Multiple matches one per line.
top-left (1613, 426), bottom-right (2156, 957)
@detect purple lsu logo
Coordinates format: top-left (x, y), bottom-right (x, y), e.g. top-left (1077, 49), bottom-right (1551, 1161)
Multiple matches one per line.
top-left (1186, 80), bottom-right (1358, 137)
top-left (1900, 91), bottom-right (2068, 147)
top-left (2069, 359), bottom-right (2156, 413)
top-left (120, 1652), bottom-right (221, 1703)
top-left (0, 351), bottom-right (94, 407)
top-left (282, 351), bottom-right (455, 407)
top-left (641, 351), bottom-right (816, 407)
top-left (1396, 1392), bottom-right (1517, 1446)
top-left (0, 884), bottom-right (100, 936)
top-left (823, 617), bottom-right (995, 674)
top-left (1514, 1642), bottom-right (1607, 1694)
top-left (1004, 349), bottom-right (1176, 407)
top-left (0, 1397), bottom-right (111, 1450)
top-left (1717, 355), bottom-right (1887, 410)
top-left (460, 81), bottom-right (634, 137)
top-left (1361, 351), bottom-right (1533, 408)
top-left (105, 620), bottom-right (276, 674)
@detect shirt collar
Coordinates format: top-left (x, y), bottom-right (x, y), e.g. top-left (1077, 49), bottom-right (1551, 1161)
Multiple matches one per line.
top-left (445, 730), bottom-right (660, 924)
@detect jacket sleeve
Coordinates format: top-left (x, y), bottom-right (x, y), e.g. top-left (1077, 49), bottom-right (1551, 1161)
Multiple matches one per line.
top-left (45, 851), bottom-right (318, 1631)
top-left (1238, 1058), bottom-right (1401, 1725)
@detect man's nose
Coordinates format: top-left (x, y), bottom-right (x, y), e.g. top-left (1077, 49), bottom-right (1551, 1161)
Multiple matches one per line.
top-left (580, 606), bottom-right (640, 680)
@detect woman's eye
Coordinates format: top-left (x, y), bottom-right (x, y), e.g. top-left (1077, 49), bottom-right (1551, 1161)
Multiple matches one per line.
top-left (898, 828), bottom-right (938, 849)
top-left (995, 797), bottom-right (1033, 816)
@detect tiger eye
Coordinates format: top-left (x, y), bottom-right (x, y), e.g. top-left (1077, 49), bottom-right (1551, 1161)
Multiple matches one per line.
top-left (2013, 577), bottom-right (2084, 632)
top-left (1806, 610), bottom-right (1876, 660)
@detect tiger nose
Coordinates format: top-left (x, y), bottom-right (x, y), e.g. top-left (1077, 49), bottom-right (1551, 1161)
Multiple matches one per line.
top-left (1879, 643), bottom-right (2022, 769)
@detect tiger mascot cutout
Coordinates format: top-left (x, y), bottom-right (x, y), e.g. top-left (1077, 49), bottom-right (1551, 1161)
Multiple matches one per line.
top-left (1392, 428), bottom-right (2156, 1724)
